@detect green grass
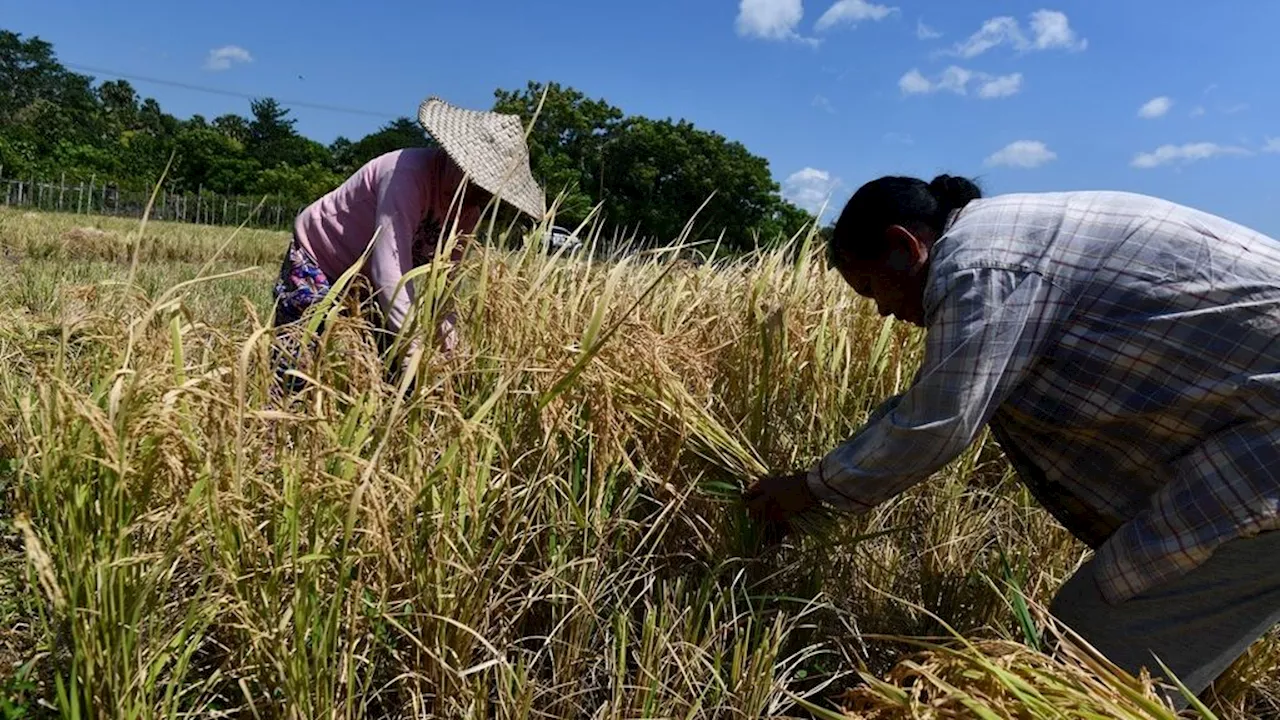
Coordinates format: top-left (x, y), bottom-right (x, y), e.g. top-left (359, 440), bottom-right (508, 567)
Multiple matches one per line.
top-left (0, 205), bottom-right (1276, 719)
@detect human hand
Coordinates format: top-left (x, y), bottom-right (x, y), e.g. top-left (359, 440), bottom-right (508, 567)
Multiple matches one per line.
top-left (743, 471), bottom-right (820, 540)
top-left (395, 336), bottom-right (425, 381)
top-left (436, 311), bottom-right (459, 358)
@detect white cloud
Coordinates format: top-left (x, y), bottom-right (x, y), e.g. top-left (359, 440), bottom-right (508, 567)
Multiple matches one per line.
top-left (899, 66), bottom-right (1020, 99)
top-left (883, 131), bottom-right (914, 145)
top-left (985, 140), bottom-right (1057, 168)
top-left (949, 10), bottom-right (1085, 58)
top-left (812, 95), bottom-right (835, 113)
top-left (952, 16), bottom-right (1024, 58)
top-left (916, 18), bottom-right (942, 40)
top-left (1131, 142), bottom-right (1251, 169)
top-left (1264, 138), bottom-right (1280, 153)
top-left (815, 0), bottom-right (898, 32)
top-left (1028, 10), bottom-right (1087, 51)
top-left (1187, 101), bottom-right (1249, 118)
top-left (736, 0), bottom-right (816, 43)
top-left (1138, 96), bottom-right (1173, 119)
top-left (978, 73), bottom-right (1023, 99)
top-left (935, 66), bottom-right (975, 94)
top-left (204, 45), bottom-right (253, 71)
top-left (899, 69), bottom-right (933, 94)
top-left (783, 167), bottom-right (842, 215)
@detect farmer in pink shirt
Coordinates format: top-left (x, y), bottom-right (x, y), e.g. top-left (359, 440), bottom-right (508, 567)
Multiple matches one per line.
top-left (271, 97), bottom-right (545, 376)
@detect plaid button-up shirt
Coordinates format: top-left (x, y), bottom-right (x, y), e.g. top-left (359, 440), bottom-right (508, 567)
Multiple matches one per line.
top-left (807, 191), bottom-right (1280, 605)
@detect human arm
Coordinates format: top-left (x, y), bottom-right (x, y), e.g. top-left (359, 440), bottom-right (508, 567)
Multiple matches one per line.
top-left (427, 204), bottom-right (481, 355)
top-left (366, 165), bottom-right (429, 337)
top-left (805, 266), bottom-right (1069, 513)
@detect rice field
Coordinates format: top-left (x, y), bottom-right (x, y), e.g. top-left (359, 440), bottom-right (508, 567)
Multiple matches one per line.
top-left (0, 205), bottom-right (1277, 718)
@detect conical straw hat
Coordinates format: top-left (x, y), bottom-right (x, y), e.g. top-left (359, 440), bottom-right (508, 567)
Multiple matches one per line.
top-left (417, 96), bottom-right (546, 220)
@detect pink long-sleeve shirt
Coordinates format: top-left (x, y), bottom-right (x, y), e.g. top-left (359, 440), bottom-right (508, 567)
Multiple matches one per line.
top-left (293, 147), bottom-right (478, 334)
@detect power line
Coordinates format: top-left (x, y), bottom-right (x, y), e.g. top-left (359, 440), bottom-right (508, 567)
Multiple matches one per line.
top-left (63, 62), bottom-right (402, 121)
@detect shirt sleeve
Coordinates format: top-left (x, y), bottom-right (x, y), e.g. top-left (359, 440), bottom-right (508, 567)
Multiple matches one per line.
top-left (366, 166), bottom-right (428, 334)
top-left (806, 265), bottom-right (1068, 512)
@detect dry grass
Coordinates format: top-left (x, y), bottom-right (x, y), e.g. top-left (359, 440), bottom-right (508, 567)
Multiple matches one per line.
top-left (0, 205), bottom-right (1276, 718)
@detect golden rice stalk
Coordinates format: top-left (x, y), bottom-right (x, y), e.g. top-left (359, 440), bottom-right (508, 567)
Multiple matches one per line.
top-left (13, 513), bottom-right (65, 612)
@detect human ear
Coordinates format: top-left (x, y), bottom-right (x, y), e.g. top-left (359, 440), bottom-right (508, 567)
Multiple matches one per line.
top-left (882, 226), bottom-right (921, 273)
top-left (885, 225), bottom-right (929, 273)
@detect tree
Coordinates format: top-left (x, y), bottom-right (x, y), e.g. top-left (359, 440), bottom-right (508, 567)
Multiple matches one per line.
top-left (764, 200), bottom-right (819, 250)
top-left (0, 31), bottom-right (95, 122)
top-left (329, 136), bottom-right (355, 173)
top-left (172, 127), bottom-right (259, 193)
top-left (491, 81), bottom-right (814, 249)
top-left (0, 30), bottom-right (101, 154)
top-left (246, 98), bottom-right (299, 169)
top-left (492, 81), bottom-right (623, 224)
top-left (334, 117), bottom-right (435, 175)
top-left (0, 26), bottom-right (817, 242)
top-left (137, 98), bottom-right (179, 138)
top-left (213, 113), bottom-right (251, 144)
top-left (97, 79), bottom-right (139, 136)
top-left (253, 162), bottom-right (342, 203)
top-left (599, 117), bottom-right (792, 247)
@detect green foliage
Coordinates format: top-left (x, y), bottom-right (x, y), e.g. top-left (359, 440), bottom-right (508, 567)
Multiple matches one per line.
top-left (0, 28), bottom-right (820, 249)
top-left (492, 81), bottom-right (817, 249)
top-left (253, 162), bottom-right (344, 202)
top-left (332, 117), bottom-right (437, 176)
top-left (492, 81), bottom-right (624, 224)
top-left (172, 127), bottom-right (260, 192)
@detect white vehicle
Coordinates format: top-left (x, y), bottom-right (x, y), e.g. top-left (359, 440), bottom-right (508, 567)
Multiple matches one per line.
top-left (544, 225), bottom-right (584, 254)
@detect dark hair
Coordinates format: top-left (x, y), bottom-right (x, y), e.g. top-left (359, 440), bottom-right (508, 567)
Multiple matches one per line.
top-left (828, 174), bottom-right (982, 263)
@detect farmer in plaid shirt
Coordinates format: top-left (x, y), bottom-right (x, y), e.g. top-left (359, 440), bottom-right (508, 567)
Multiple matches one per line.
top-left (746, 174), bottom-right (1280, 708)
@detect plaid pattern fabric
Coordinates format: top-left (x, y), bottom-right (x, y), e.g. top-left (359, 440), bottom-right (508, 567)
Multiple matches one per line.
top-left (807, 191), bottom-right (1280, 605)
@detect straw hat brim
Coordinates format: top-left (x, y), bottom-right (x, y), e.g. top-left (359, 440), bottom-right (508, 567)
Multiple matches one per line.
top-left (417, 97), bottom-right (546, 220)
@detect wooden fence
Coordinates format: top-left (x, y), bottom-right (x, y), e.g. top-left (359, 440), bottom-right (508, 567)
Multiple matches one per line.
top-left (0, 166), bottom-right (305, 231)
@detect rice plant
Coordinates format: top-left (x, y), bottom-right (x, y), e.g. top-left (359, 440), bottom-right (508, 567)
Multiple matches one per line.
top-left (0, 205), bottom-right (1276, 718)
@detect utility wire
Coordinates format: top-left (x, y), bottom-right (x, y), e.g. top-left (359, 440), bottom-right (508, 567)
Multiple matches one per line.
top-left (63, 62), bottom-right (402, 120)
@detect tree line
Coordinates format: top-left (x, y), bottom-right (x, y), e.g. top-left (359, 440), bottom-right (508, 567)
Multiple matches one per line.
top-left (0, 29), bottom-right (817, 248)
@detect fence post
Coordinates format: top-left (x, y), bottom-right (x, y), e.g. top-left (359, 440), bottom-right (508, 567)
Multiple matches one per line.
top-left (87, 176), bottom-right (96, 214)
top-left (58, 172), bottom-right (66, 211)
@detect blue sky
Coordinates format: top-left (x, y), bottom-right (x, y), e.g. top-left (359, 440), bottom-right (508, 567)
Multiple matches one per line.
top-left (6, 0), bottom-right (1280, 234)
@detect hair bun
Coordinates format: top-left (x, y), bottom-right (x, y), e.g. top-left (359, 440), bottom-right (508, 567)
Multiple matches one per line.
top-left (927, 174), bottom-right (982, 213)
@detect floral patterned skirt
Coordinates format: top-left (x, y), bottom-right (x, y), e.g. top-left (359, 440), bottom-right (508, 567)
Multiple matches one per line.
top-left (269, 236), bottom-right (336, 394)
top-left (269, 235), bottom-right (451, 396)
top-left (272, 235), bottom-right (332, 327)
